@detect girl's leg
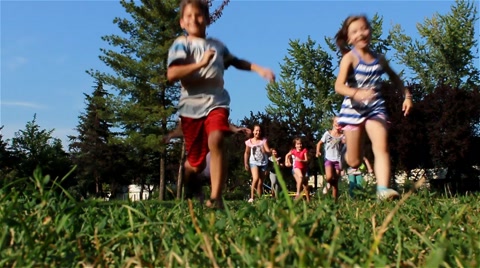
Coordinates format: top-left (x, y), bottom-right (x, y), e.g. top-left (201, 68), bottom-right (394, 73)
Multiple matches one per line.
top-left (257, 168), bottom-right (266, 197)
top-left (293, 169), bottom-right (303, 199)
top-left (302, 181), bottom-right (311, 202)
top-left (344, 127), bottom-right (365, 168)
top-left (207, 130), bottom-right (226, 206)
top-left (365, 118), bottom-right (399, 199)
top-left (269, 172), bottom-right (278, 198)
top-left (249, 166), bottom-right (260, 200)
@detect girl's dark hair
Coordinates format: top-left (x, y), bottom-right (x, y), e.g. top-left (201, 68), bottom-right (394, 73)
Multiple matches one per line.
top-left (334, 15), bottom-right (371, 55)
top-left (179, 0), bottom-right (210, 24)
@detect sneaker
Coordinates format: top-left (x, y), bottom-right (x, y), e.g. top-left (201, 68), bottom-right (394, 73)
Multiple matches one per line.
top-left (322, 183), bottom-right (331, 194)
top-left (247, 198), bottom-right (254, 203)
top-left (377, 188), bottom-right (400, 201)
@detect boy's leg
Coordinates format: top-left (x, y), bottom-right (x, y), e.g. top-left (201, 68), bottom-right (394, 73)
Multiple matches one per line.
top-left (205, 108), bottom-right (231, 207)
top-left (180, 117), bottom-right (208, 201)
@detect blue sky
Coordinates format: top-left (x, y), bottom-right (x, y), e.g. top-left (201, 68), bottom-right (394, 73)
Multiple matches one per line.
top-left (1, 0), bottom-right (475, 148)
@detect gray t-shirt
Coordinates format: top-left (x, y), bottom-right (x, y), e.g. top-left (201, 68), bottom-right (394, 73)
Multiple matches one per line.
top-left (320, 131), bottom-right (344, 162)
top-left (167, 36), bottom-right (235, 118)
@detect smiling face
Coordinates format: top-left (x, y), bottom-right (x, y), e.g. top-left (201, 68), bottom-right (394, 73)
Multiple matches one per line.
top-left (347, 17), bottom-right (371, 50)
top-left (295, 140), bottom-right (303, 151)
top-left (180, 3), bottom-right (208, 38)
top-left (253, 126), bottom-right (262, 138)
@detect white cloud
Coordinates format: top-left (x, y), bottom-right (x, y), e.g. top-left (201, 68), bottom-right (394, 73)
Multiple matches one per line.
top-left (1, 101), bottom-right (46, 109)
top-left (6, 56), bottom-right (28, 71)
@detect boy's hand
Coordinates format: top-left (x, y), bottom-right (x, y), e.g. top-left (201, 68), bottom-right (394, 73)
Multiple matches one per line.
top-left (200, 49), bottom-right (216, 67)
top-left (402, 98), bottom-right (413, 116)
top-left (258, 68), bottom-right (275, 83)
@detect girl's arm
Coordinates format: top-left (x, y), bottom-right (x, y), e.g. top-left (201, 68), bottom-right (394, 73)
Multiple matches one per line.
top-left (285, 152), bottom-right (292, 167)
top-left (316, 140), bottom-right (323, 157)
top-left (335, 53), bottom-right (376, 102)
top-left (303, 150), bottom-right (309, 162)
top-left (263, 140), bottom-right (272, 154)
top-left (244, 145), bottom-right (250, 171)
top-left (363, 157), bottom-right (373, 174)
top-left (380, 56), bottom-right (413, 116)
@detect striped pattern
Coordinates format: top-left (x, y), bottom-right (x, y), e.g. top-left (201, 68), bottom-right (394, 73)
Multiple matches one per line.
top-left (338, 49), bottom-right (387, 126)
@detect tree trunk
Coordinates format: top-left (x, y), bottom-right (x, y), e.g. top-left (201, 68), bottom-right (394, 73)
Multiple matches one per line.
top-left (176, 141), bottom-right (186, 199)
top-left (159, 150), bottom-right (166, 200)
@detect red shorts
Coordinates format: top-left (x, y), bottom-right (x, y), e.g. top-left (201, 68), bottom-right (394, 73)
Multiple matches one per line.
top-left (180, 108), bottom-right (230, 168)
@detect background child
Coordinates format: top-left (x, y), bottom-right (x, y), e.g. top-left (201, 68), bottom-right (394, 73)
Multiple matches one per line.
top-left (316, 116), bottom-right (344, 201)
top-left (347, 157), bottom-right (373, 197)
top-left (167, 0), bottom-right (274, 208)
top-left (334, 15), bottom-right (413, 200)
top-left (244, 124), bottom-right (271, 203)
top-left (268, 148), bottom-right (283, 199)
top-left (285, 138), bottom-right (310, 202)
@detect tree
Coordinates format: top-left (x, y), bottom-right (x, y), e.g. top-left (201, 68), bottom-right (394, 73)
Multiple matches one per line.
top-left (389, 0), bottom-right (479, 92)
top-left (10, 115), bottom-right (73, 186)
top-left (266, 37), bottom-right (338, 140)
top-left (88, 0), bottom-right (230, 200)
top-left (69, 81), bottom-right (129, 198)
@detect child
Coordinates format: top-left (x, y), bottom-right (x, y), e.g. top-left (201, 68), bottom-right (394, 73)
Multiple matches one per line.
top-left (164, 122), bottom-right (251, 200)
top-left (347, 157), bottom-right (373, 197)
top-left (316, 116), bottom-right (344, 201)
top-left (268, 148), bottom-right (283, 199)
top-left (244, 125), bottom-right (271, 203)
top-left (334, 15), bottom-right (413, 200)
top-left (167, 0), bottom-right (274, 208)
top-left (285, 138), bottom-right (310, 202)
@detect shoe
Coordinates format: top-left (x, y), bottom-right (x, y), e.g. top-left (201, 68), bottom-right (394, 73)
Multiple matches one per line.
top-left (377, 188), bottom-right (400, 201)
top-left (248, 198), bottom-right (254, 203)
top-left (322, 183), bottom-right (331, 194)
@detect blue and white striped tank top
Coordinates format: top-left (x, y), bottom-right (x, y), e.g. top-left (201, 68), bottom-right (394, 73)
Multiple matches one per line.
top-left (337, 49), bottom-right (387, 126)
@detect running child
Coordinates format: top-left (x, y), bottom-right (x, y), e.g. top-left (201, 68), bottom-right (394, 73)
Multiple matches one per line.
top-left (285, 138), bottom-right (311, 202)
top-left (334, 15), bottom-right (413, 200)
top-left (244, 125), bottom-right (271, 203)
top-left (167, 0), bottom-right (275, 208)
top-left (316, 116), bottom-right (344, 201)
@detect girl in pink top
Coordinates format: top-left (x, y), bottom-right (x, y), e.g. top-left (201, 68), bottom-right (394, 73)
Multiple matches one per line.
top-left (285, 138), bottom-right (311, 202)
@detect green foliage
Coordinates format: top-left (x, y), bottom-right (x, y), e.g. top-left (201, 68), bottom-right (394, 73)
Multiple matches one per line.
top-left (8, 115), bottom-right (73, 186)
top-left (389, 0), bottom-right (479, 92)
top-left (266, 37), bottom-right (338, 139)
top-left (1, 170), bottom-right (479, 267)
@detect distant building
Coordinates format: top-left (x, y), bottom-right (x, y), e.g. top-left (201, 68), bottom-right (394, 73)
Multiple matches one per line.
top-left (115, 184), bottom-right (155, 201)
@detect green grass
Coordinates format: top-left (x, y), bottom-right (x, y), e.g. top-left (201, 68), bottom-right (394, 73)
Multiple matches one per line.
top-left (1, 169), bottom-right (479, 267)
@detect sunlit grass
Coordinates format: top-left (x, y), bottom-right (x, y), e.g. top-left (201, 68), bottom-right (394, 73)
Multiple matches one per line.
top-left (1, 168), bottom-right (479, 267)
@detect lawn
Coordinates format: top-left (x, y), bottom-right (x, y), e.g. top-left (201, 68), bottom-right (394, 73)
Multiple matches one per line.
top-left (1, 170), bottom-right (479, 267)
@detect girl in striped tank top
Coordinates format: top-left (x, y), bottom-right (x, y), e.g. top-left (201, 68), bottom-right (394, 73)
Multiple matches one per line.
top-left (334, 15), bottom-right (413, 200)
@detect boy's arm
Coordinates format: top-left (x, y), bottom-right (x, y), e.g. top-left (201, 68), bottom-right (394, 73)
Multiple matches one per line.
top-left (229, 124), bottom-right (252, 137)
top-left (230, 58), bottom-right (275, 82)
top-left (167, 49), bottom-right (215, 82)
